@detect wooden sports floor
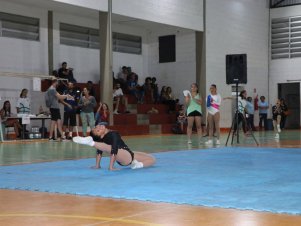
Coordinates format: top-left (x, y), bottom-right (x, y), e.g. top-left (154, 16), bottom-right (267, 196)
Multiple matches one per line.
top-left (1, 130), bottom-right (301, 226)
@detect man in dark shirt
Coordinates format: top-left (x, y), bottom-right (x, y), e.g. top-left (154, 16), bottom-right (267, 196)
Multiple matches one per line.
top-left (73, 122), bottom-right (156, 170)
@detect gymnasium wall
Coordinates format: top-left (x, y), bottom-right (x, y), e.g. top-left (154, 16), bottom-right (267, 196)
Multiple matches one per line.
top-left (205, 0), bottom-right (270, 127)
top-left (270, 5), bottom-right (301, 123)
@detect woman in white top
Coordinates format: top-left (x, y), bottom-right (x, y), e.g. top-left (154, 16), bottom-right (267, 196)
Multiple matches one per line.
top-left (205, 84), bottom-right (221, 145)
top-left (16, 89), bottom-right (30, 114)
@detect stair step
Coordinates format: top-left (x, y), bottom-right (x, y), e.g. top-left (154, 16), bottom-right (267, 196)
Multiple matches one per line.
top-left (137, 114), bottom-right (149, 125)
top-left (149, 124), bottom-right (162, 134)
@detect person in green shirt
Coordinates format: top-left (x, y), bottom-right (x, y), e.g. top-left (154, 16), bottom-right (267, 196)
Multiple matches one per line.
top-left (184, 83), bottom-right (203, 144)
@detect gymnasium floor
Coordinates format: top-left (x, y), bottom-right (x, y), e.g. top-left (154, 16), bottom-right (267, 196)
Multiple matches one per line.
top-left (1, 130), bottom-right (301, 226)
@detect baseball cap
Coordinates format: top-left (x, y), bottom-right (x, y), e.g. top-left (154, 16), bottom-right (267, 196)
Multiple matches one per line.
top-left (97, 121), bottom-right (108, 126)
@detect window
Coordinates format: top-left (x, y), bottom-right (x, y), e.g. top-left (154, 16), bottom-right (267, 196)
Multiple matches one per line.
top-left (60, 23), bottom-right (99, 49)
top-left (0, 12), bottom-right (39, 41)
top-left (113, 32), bottom-right (142, 54)
top-left (271, 16), bottom-right (301, 59)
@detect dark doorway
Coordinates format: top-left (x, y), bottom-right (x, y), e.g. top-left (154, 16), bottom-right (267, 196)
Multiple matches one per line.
top-left (278, 83), bottom-right (300, 129)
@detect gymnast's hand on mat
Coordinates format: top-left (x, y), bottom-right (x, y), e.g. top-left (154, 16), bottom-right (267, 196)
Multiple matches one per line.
top-left (109, 167), bottom-right (120, 171)
top-left (73, 136), bottom-right (95, 146)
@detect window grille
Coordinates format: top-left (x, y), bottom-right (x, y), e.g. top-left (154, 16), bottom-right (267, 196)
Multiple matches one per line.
top-left (0, 12), bottom-right (39, 41)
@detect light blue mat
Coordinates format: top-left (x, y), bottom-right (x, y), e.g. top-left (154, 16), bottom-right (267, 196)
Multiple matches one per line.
top-left (1, 147), bottom-right (301, 214)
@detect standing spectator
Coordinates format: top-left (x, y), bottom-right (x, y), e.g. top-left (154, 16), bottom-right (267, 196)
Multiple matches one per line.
top-left (113, 83), bottom-right (130, 114)
top-left (280, 98), bottom-right (288, 129)
top-left (272, 99), bottom-right (282, 139)
top-left (16, 89), bottom-right (30, 114)
top-left (95, 102), bottom-right (110, 125)
top-left (87, 81), bottom-right (96, 97)
top-left (224, 90), bottom-right (248, 135)
top-left (45, 79), bottom-right (71, 141)
top-left (246, 96), bottom-right (256, 131)
top-left (184, 83), bottom-right (202, 144)
top-left (78, 87), bottom-right (96, 136)
top-left (62, 82), bottom-right (80, 140)
top-left (1, 101), bottom-right (22, 138)
top-left (205, 84), bottom-right (221, 145)
top-left (258, 96), bottom-right (269, 130)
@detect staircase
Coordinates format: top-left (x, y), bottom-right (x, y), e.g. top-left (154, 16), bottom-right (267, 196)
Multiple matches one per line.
top-left (108, 95), bottom-right (177, 136)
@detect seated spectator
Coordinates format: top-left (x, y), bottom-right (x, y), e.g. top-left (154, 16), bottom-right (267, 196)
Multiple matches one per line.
top-left (151, 77), bottom-right (159, 103)
top-left (16, 89), bottom-right (31, 114)
top-left (117, 66), bottom-right (129, 89)
top-left (177, 104), bottom-right (187, 133)
top-left (160, 86), bottom-right (168, 103)
top-left (162, 86), bottom-right (178, 113)
top-left (142, 77), bottom-right (153, 103)
top-left (87, 81), bottom-right (96, 97)
top-left (127, 73), bottom-right (143, 103)
top-left (0, 101), bottom-right (22, 138)
top-left (57, 62), bottom-right (77, 93)
top-left (113, 83), bottom-right (130, 114)
top-left (95, 102), bottom-right (110, 125)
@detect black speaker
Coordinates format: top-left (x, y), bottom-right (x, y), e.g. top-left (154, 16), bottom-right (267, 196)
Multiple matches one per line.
top-left (226, 54), bottom-right (247, 84)
top-left (159, 35), bottom-right (176, 63)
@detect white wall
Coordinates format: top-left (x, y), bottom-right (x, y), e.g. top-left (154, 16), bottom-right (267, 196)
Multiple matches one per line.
top-left (52, 12), bottom-right (100, 83)
top-left (206, 0), bottom-right (270, 127)
top-left (0, 1), bottom-right (48, 115)
top-left (147, 29), bottom-right (196, 103)
top-left (54, 0), bottom-right (203, 31)
top-left (270, 5), bottom-right (301, 123)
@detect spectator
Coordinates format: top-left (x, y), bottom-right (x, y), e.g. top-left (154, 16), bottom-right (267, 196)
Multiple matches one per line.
top-left (176, 104), bottom-right (187, 133)
top-left (246, 96), bottom-right (256, 131)
top-left (87, 81), bottom-right (96, 97)
top-left (117, 66), bottom-right (129, 89)
top-left (162, 87), bottom-right (178, 113)
top-left (151, 77), bottom-right (159, 103)
top-left (95, 102), bottom-right (110, 125)
top-left (58, 62), bottom-right (77, 83)
top-left (46, 79), bottom-right (71, 141)
top-left (0, 100), bottom-right (22, 138)
top-left (16, 89), bottom-right (30, 114)
top-left (280, 98), bottom-right (288, 129)
top-left (272, 99), bottom-right (282, 139)
top-left (160, 86), bottom-right (168, 103)
top-left (78, 87), bottom-right (96, 136)
top-left (127, 73), bottom-right (143, 103)
top-left (62, 82), bottom-right (81, 140)
top-left (258, 96), bottom-right (269, 130)
top-left (113, 83), bottom-right (130, 114)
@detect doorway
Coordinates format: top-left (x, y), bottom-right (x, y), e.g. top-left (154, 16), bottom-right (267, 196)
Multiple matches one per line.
top-left (278, 83), bottom-right (300, 129)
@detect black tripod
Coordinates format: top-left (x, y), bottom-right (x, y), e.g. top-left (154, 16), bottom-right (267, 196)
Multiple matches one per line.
top-left (225, 82), bottom-right (259, 146)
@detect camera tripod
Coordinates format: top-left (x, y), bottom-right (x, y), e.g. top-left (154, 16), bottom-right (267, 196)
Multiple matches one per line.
top-left (225, 82), bottom-right (259, 146)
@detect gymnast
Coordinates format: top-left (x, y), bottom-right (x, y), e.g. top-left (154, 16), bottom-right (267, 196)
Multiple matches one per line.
top-left (73, 122), bottom-right (156, 171)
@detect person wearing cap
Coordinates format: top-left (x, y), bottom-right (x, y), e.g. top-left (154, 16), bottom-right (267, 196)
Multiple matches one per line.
top-left (73, 122), bottom-right (156, 170)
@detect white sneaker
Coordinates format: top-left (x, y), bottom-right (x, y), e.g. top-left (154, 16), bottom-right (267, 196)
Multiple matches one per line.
top-left (275, 133), bottom-right (279, 139)
top-left (277, 125), bottom-right (281, 133)
top-left (113, 110), bottom-right (119, 114)
top-left (187, 140), bottom-right (192, 144)
top-left (131, 159), bottom-right (144, 169)
top-left (73, 136), bottom-right (95, 146)
top-left (216, 140), bottom-right (220, 145)
top-left (205, 140), bottom-right (213, 145)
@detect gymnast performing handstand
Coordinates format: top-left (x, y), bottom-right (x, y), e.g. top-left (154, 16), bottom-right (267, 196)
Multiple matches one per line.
top-left (73, 122), bottom-right (156, 170)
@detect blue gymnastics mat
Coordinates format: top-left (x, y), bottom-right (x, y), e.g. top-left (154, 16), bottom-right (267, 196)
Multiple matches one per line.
top-left (1, 147), bottom-right (301, 215)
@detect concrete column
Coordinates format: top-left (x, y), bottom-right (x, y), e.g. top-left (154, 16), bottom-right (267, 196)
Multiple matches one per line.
top-left (48, 11), bottom-right (53, 75)
top-left (99, 10), bottom-right (113, 124)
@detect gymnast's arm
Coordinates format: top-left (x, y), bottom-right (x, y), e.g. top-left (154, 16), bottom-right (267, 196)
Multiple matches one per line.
top-left (109, 132), bottom-right (120, 171)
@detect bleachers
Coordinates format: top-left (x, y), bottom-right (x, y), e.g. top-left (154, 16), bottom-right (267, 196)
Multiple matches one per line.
top-left (110, 94), bottom-right (178, 136)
